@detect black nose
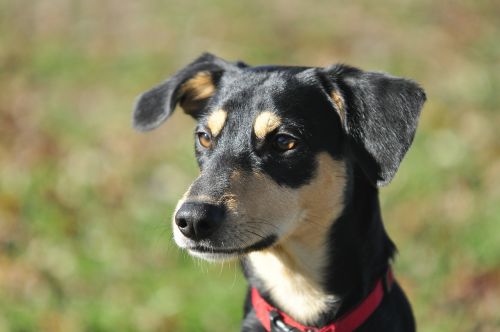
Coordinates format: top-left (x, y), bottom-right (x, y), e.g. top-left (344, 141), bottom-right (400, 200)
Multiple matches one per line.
top-left (174, 202), bottom-right (225, 240)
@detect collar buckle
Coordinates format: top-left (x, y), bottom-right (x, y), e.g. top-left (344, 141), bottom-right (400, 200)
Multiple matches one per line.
top-left (269, 310), bottom-right (302, 332)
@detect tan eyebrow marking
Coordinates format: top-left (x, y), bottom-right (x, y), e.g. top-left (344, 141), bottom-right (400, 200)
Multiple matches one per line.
top-left (254, 111), bottom-right (282, 139)
top-left (207, 109), bottom-right (228, 137)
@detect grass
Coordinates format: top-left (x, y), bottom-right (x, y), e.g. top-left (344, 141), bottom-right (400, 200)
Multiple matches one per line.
top-left (0, 0), bottom-right (499, 331)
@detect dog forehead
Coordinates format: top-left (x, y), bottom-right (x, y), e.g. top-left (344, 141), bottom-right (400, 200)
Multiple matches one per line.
top-left (202, 70), bottom-right (331, 142)
top-left (217, 71), bottom-right (300, 104)
top-left (214, 72), bottom-right (313, 115)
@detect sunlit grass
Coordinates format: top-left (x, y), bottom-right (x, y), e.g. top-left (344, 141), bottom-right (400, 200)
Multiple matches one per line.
top-left (0, 0), bottom-right (499, 331)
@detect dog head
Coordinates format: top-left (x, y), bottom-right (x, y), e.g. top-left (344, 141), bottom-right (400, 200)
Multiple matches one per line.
top-left (133, 53), bottom-right (425, 261)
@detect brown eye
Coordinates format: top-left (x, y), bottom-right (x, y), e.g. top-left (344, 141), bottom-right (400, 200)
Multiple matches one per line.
top-left (197, 132), bottom-right (212, 148)
top-left (273, 134), bottom-right (297, 151)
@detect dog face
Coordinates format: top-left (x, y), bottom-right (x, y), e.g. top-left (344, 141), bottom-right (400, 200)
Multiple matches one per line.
top-left (133, 53), bottom-right (425, 261)
top-left (172, 70), bottom-right (348, 261)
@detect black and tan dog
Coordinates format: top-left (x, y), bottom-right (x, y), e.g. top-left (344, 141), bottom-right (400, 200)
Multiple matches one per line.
top-left (133, 53), bottom-right (425, 332)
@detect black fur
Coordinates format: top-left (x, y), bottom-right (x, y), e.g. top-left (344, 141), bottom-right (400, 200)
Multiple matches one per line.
top-left (133, 53), bottom-right (425, 331)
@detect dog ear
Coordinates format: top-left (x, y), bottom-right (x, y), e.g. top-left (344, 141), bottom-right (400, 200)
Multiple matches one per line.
top-left (321, 65), bottom-right (426, 186)
top-left (133, 53), bottom-right (244, 131)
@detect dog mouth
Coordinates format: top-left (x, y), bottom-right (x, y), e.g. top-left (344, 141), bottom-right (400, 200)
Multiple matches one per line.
top-left (186, 235), bottom-right (277, 261)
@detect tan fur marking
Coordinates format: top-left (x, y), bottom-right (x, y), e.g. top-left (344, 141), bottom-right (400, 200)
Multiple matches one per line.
top-left (248, 248), bottom-right (333, 323)
top-left (254, 111), bottom-right (282, 139)
top-left (248, 153), bottom-right (347, 324)
top-left (178, 72), bottom-right (216, 113)
top-left (223, 170), bottom-right (241, 212)
top-left (293, 154), bottom-right (346, 251)
top-left (207, 109), bottom-right (227, 137)
top-left (331, 90), bottom-right (345, 125)
top-left (224, 170), bottom-right (299, 226)
top-left (179, 72), bottom-right (215, 101)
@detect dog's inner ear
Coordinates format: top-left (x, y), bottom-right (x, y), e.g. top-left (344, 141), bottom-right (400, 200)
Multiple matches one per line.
top-left (133, 53), bottom-right (242, 132)
top-left (329, 90), bottom-right (346, 126)
top-left (321, 65), bottom-right (426, 187)
top-left (178, 71), bottom-right (218, 115)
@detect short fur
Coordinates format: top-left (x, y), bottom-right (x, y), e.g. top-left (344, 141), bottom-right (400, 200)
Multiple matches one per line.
top-left (207, 109), bottom-right (228, 137)
top-left (133, 53), bottom-right (426, 331)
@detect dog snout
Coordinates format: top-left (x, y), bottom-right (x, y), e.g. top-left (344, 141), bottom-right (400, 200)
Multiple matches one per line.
top-left (174, 202), bottom-right (225, 240)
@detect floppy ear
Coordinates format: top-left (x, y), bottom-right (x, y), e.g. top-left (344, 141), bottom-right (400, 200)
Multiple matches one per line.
top-left (321, 65), bottom-right (426, 187)
top-left (133, 53), bottom-right (244, 131)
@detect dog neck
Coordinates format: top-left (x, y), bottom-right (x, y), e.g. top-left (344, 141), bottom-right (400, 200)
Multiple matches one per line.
top-left (242, 166), bottom-right (395, 326)
top-left (246, 239), bottom-right (339, 324)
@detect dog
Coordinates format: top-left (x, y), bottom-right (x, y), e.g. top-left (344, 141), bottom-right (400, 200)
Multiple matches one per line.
top-left (133, 53), bottom-right (426, 331)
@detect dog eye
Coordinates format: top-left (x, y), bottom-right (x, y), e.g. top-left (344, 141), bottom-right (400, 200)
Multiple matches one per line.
top-left (196, 132), bottom-right (212, 149)
top-left (273, 134), bottom-right (297, 151)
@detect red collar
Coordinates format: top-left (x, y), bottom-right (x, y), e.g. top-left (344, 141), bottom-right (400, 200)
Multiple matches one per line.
top-left (251, 268), bottom-right (394, 332)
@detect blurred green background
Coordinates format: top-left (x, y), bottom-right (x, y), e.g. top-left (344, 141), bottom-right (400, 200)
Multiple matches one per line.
top-left (0, 0), bottom-right (499, 331)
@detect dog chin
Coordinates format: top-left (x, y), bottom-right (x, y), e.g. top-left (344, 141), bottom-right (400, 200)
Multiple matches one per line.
top-left (188, 250), bottom-right (240, 262)
top-left (173, 230), bottom-right (279, 262)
